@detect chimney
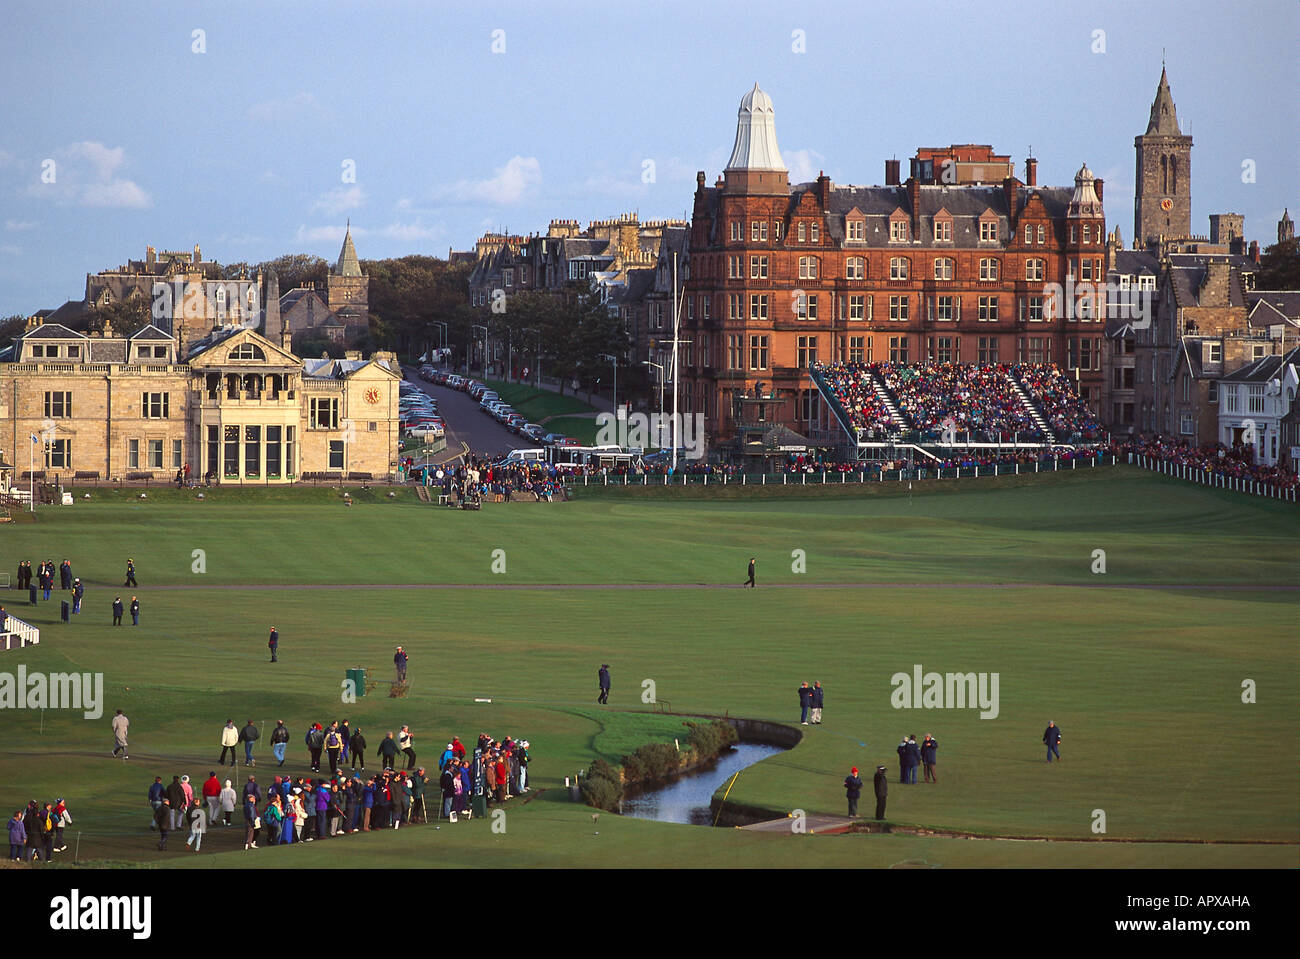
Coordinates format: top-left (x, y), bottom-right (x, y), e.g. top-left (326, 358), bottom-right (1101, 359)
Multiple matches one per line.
top-left (1094, 177), bottom-right (1103, 202)
top-left (1250, 240), bottom-right (1260, 263)
top-left (885, 159), bottom-right (900, 186)
top-left (817, 171), bottom-right (830, 206)
top-left (906, 177), bottom-right (921, 235)
top-left (193, 244), bottom-right (201, 262)
top-left (1025, 157), bottom-right (1038, 187)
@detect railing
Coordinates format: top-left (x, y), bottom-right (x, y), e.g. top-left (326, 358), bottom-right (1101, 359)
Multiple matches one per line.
top-left (557, 453), bottom-right (1117, 488)
top-left (2, 612), bottom-right (40, 648)
top-left (1128, 453), bottom-right (1298, 502)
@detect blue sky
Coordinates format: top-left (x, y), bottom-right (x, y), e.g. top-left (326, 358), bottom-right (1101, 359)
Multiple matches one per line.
top-left (0, 0), bottom-right (1295, 316)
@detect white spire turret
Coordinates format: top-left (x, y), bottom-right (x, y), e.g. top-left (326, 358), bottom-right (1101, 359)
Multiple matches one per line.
top-left (726, 83), bottom-right (785, 172)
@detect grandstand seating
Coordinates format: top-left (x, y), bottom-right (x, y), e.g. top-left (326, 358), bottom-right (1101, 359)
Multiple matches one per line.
top-left (814, 362), bottom-right (1101, 443)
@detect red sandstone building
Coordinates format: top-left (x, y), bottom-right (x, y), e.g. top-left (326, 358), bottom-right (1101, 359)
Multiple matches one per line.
top-left (681, 84), bottom-right (1107, 443)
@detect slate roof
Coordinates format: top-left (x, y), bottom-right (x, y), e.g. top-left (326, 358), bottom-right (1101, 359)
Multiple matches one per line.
top-left (1220, 346), bottom-right (1300, 383)
top-left (87, 339), bottom-right (128, 364)
top-left (20, 323), bottom-right (85, 340)
top-left (1246, 291), bottom-right (1300, 328)
top-left (130, 324), bottom-right (174, 341)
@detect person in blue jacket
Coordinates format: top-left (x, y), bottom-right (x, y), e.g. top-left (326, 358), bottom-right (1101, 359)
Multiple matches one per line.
top-left (905, 735), bottom-right (921, 784)
top-left (361, 778), bottom-right (375, 832)
top-left (920, 734), bottom-right (939, 783)
top-left (810, 681), bottom-right (824, 724)
top-left (1043, 721), bottom-right (1062, 762)
top-left (148, 776), bottom-right (166, 829)
top-left (798, 682), bottom-right (813, 725)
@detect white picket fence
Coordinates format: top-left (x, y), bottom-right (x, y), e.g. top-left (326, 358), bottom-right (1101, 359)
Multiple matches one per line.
top-left (1131, 453), bottom-right (1298, 502)
top-left (1, 611), bottom-right (40, 649)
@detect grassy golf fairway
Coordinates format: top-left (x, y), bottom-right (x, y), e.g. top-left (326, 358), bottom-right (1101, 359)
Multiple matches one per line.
top-left (1, 466), bottom-right (1296, 868)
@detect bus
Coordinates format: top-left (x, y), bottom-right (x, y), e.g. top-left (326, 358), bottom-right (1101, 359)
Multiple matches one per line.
top-left (547, 445), bottom-right (639, 471)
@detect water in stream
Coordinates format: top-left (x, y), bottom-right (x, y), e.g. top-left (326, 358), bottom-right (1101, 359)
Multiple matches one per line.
top-left (619, 743), bottom-right (785, 825)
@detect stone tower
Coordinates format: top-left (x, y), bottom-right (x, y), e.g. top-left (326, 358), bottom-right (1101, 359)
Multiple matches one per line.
top-left (263, 270), bottom-right (282, 342)
top-left (1134, 67), bottom-right (1193, 249)
top-left (325, 222), bottom-right (369, 326)
top-left (1280, 209), bottom-right (1295, 244)
top-left (1208, 213), bottom-right (1244, 247)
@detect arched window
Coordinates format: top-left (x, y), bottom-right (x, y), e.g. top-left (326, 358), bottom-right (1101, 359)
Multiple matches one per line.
top-left (230, 342), bottom-right (266, 361)
top-left (1169, 157), bottom-right (1177, 194)
top-left (1160, 155), bottom-right (1168, 193)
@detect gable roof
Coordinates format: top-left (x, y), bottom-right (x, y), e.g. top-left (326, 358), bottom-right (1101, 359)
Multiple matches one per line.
top-left (130, 324), bottom-right (174, 341)
top-left (20, 323), bottom-right (85, 340)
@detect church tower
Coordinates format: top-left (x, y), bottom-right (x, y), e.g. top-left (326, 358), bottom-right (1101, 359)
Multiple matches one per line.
top-left (1134, 67), bottom-right (1193, 249)
top-left (325, 222), bottom-right (370, 335)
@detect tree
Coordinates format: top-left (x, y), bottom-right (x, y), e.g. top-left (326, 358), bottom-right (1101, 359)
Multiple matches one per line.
top-left (1256, 238), bottom-right (1300, 290)
top-left (0, 314), bottom-right (26, 351)
top-left (85, 296), bottom-right (151, 338)
top-left (257, 253), bottom-right (329, 293)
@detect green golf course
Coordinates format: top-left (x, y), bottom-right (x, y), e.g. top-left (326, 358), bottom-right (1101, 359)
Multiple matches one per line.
top-left (1, 466), bottom-right (1297, 868)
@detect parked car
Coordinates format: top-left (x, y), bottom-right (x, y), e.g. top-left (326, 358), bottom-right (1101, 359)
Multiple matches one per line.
top-left (521, 424), bottom-right (545, 443)
top-left (506, 414), bottom-right (527, 431)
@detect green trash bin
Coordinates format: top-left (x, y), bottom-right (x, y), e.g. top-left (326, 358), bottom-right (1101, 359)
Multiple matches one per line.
top-left (472, 793), bottom-right (487, 819)
top-left (346, 667), bottom-right (367, 697)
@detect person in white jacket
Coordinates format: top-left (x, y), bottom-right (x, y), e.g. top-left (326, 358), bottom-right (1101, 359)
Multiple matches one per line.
top-left (219, 780), bottom-right (237, 826)
top-left (219, 720), bottom-right (239, 767)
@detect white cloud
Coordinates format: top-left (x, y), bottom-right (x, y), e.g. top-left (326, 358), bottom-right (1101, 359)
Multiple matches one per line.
top-left (784, 148), bottom-right (826, 184)
top-left (247, 92), bottom-right (326, 123)
top-left (81, 180), bottom-right (152, 209)
top-left (293, 220), bottom-right (442, 248)
top-left (311, 185), bottom-right (367, 216)
top-left (23, 141), bottom-right (152, 209)
top-left (0, 244), bottom-right (22, 256)
top-left (5, 219), bottom-right (36, 231)
top-left (433, 156), bottom-right (541, 205)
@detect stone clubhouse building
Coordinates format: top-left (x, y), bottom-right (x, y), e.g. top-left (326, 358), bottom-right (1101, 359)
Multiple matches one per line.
top-left (0, 321), bottom-right (402, 485)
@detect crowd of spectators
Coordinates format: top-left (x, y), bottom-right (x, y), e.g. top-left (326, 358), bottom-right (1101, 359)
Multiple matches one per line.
top-left (819, 362), bottom-right (897, 435)
top-left (1012, 364), bottom-right (1103, 440)
top-left (1113, 436), bottom-right (1298, 490)
top-left (877, 362), bottom-right (1041, 438)
top-left (816, 362), bottom-right (1103, 442)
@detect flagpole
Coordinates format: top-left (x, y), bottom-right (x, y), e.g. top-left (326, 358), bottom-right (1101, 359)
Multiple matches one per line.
top-left (29, 434), bottom-right (35, 513)
top-left (671, 252), bottom-right (679, 473)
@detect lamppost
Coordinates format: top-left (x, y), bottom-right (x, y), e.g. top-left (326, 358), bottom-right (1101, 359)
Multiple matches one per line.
top-left (643, 359), bottom-right (665, 416)
top-left (599, 353), bottom-right (618, 416)
top-left (431, 321), bottom-right (448, 364)
top-left (522, 328), bottom-right (541, 387)
top-left (472, 324), bottom-right (488, 377)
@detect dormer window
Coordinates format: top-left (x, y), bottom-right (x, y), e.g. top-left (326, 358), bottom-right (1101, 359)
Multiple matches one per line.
top-left (979, 219), bottom-right (998, 242)
top-left (933, 216), bottom-right (952, 242)
top-left (890, 220), bottom-right (909, 243)
top-left (846, 219), bottom-right (864, 241)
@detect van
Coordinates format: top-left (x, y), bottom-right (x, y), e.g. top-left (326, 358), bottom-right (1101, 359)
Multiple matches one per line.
top-left (499, 448), bottom-right (547, 464)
